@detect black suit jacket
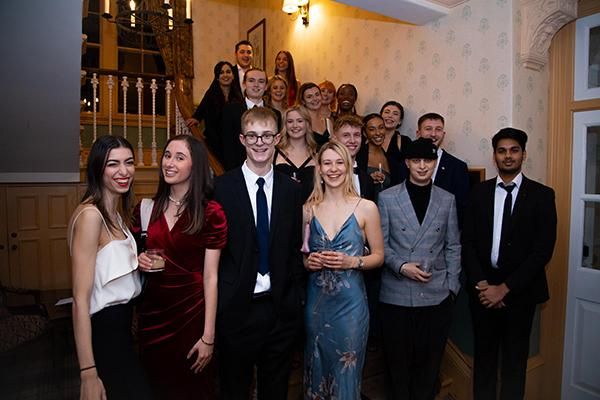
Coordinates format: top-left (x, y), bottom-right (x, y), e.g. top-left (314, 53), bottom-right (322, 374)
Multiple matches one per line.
top-left (231, 64), bottom-right (244, 100)
top-left (220, 102), bottom-right (282, 171)
top-left (461, 176), bottom-right (557, 305)
top-left (434, 150), bottom-right (470, 225)
top-left (357, 169), bottom-right (375, 202)
top-left (214, 169), bottom-right (305, 331)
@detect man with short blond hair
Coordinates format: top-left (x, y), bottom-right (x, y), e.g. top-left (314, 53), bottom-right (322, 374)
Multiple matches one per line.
top-left (215, 106), bottom-right (304, 400)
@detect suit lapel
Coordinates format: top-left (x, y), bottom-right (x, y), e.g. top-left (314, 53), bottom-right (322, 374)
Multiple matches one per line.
top-left (434, 150), bottom-right (448, 186)
top-left (414, 187), bottom-right (441, 244)
top-left (484, 179), bottom-right (496, 239)
top-left (269, 173), bottom-right (282, 247)
top-left (396, 184), bottom-right (420, 233)
top-left (509, 176), bottom-right (530, 233)
top-left (233, 168), bottom-right (256, 234)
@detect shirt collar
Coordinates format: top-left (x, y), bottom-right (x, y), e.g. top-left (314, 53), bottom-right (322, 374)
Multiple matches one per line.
top-left (245, 97), bottom-right (264, 109)
top-left (242, 161), bottom-right (274, 187)
top-left (495, 172), bottom-right (523, 188)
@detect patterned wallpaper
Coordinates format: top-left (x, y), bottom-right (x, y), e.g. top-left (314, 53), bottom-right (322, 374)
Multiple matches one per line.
top-left (193, 0), bottom-right (550, 182)
top-left (192, 0), bottom-right (240, 102)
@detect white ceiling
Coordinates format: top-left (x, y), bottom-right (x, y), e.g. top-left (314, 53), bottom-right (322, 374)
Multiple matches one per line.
top-left (332, 0), bottom-right (469, 25)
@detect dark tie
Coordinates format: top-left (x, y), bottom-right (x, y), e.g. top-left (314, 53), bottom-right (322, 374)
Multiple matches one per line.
top-left (256, 177), bottom-right (270, 275)
top-left (498, 182), bottom-right (515, 267)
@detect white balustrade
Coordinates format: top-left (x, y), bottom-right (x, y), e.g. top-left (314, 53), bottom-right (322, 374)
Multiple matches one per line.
top-left (150, 79), bottom-right (158, 166)
top-left (91, 73), bottom-right (99, 142)
top-left (107, 75), bottom-right (114, 135)
top-left (121, 76), bottom-right (129, 139)
top-left (136, 77), bottom-right (144, 166)
top-left (85, 71), bottom-right (182, 164)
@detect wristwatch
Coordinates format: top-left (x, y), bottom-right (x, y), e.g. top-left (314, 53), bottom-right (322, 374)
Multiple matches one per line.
top-left (356, 257), bottom-right (364, 269)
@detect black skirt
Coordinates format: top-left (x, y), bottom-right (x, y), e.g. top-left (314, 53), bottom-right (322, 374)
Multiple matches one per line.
top-left (91, 301), bottom-right (153, 399)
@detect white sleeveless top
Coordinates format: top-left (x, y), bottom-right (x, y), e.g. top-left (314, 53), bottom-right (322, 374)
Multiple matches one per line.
top-left (70, 207), bottom-right (142, 315)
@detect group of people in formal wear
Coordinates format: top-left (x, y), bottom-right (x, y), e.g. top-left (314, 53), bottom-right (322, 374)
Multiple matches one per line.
top-left (68, 39), bottom-right (557, 400)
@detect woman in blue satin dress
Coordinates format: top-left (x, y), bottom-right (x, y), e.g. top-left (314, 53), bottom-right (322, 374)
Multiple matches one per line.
top-left (302, 141), bottom-right (384, 399)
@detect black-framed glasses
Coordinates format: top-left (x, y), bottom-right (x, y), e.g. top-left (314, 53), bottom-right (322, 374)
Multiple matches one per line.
top-left (243, 134), bottom-right (276, 145)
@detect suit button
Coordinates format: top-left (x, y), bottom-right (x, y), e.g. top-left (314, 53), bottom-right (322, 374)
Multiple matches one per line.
top-left (410, 248), bottom-right (414, 252)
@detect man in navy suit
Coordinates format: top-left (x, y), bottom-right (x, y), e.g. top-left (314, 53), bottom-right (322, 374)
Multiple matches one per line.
top-left (462, 128), bottom-right (557, 400)
top-left (416, 113), bottom-right (469, 225)
top-left (214, 107), bottom-right (304, 400)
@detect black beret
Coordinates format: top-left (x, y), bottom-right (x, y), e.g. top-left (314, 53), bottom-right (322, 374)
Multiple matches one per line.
top-left (405, 138), bottom-right (438, 160)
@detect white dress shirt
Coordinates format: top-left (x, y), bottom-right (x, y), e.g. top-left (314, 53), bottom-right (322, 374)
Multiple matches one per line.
top-left (431, 148), bottom-right (444, 182)
top-left (241, 161), bottom-right (273, 293)
top-left (237, 64), bottom-right (246, 89)
top-left (491, 173), bottom-right (523, 267)
top-left (352, 160), bottom-right (361, 196)
top-left (245, 97), bottom-right (264, 109)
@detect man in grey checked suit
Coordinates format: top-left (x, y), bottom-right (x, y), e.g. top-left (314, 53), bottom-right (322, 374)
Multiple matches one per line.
top-left (378, 137), bottom-right (461, 400)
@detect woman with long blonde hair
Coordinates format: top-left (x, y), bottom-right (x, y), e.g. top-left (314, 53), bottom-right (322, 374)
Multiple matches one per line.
top-left (274, 105), bottom-right (317, 202)
top-left (264, 74), bottom-right (288, 116)
top-left (302, 141), bottom-right (384, 399)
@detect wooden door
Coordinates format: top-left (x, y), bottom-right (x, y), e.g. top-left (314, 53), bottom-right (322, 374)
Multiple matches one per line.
top-left (5, 185), bottom-right (77, 290)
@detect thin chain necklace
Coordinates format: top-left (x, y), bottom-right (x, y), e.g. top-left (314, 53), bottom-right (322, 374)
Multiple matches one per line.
top-left (168, 195), bottom-right (183, 207)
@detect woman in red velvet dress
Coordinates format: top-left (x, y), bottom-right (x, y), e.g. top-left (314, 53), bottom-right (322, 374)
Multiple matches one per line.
top-left (132, 135), bottom-right (227, 399)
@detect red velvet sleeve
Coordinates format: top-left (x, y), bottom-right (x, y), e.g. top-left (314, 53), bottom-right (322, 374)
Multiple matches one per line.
top-left (203, 200), bottom-right (228, 249)
top-left (130, 201), bottom-right (142, 235)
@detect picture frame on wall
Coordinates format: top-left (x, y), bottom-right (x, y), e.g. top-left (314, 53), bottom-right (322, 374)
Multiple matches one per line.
top-left (247, 18), bottom-right (266, 70)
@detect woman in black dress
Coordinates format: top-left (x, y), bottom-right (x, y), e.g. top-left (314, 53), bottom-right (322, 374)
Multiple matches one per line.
top-left (380, 100), bottom-right (412, 184)
top-left (186, 61), bottom-right (242, 163)
top-left (274, 105), bottom-right (317, 202)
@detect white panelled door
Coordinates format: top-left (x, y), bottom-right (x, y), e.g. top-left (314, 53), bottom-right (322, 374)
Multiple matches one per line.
top-left (562, 110), bottom-right (600, 400)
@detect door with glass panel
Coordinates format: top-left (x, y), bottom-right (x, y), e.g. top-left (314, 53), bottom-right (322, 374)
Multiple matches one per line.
top-left (562, 110), bottom-right (600, 400)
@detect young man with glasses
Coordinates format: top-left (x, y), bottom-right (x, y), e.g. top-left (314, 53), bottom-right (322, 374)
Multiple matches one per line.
top-left (214, 106), bottom-right (304, 400)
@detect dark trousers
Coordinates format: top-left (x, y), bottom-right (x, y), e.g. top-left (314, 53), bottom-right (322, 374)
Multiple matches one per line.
top-left (380, 296), bottom-right (453, 400)
top-left (217, 297), bottom-right (300, 400)
top-left (91, 302), bottom-right (153, 400)
top-left (470, 299), bottom-right (536, 400)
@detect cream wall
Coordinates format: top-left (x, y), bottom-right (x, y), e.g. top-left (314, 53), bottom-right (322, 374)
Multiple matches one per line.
top-left (192, 0), bottom-right (550, 182)
top-left (191, 0), bottom-right (240, 103)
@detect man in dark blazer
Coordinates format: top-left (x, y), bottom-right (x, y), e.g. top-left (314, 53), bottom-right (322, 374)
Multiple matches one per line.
top-left (462, 127), bottom-right (557, 400)
top-left (416, 112), bottom-right (469, 225)
top-left (220, 67), bottom-right (282, 171)
top-left (231, 39), bottom-right (253, 98)
top-left (214, 106), bottom-right (304, 400)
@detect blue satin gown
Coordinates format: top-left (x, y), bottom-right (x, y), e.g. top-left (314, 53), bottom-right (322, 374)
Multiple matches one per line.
top-left (304, 213), bottom-right (369, 400)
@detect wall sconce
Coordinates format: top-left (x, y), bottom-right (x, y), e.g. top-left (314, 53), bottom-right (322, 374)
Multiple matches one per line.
top-left (282, 0), bottom-right (309, 26)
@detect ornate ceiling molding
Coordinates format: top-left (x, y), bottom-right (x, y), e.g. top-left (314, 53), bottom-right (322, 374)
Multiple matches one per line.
top-left (520, 0), bottom-right (577, 71)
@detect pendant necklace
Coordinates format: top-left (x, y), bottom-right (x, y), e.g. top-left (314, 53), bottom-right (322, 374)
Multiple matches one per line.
top-left (168, 195), bottom-right (183, 206)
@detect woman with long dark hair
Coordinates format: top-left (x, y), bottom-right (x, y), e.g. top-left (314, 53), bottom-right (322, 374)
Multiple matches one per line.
top-left (69, 135), bottom-right (152, 400)
top-left (186, 61), bottom-right (242, 163)
top-left (132, 135), bottom-right (227, 399)
top-left (274, 50), bottom-right (299, 106)
top-left (380, 100), bottom-right (412, 184)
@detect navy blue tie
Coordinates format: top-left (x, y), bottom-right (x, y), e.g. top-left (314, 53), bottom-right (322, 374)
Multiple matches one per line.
top-left (256, 177), bottom-right (270, 275)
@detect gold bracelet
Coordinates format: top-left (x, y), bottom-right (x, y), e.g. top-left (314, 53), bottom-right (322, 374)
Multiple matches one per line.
top-left (200, 336), bottom-right (214, 346)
